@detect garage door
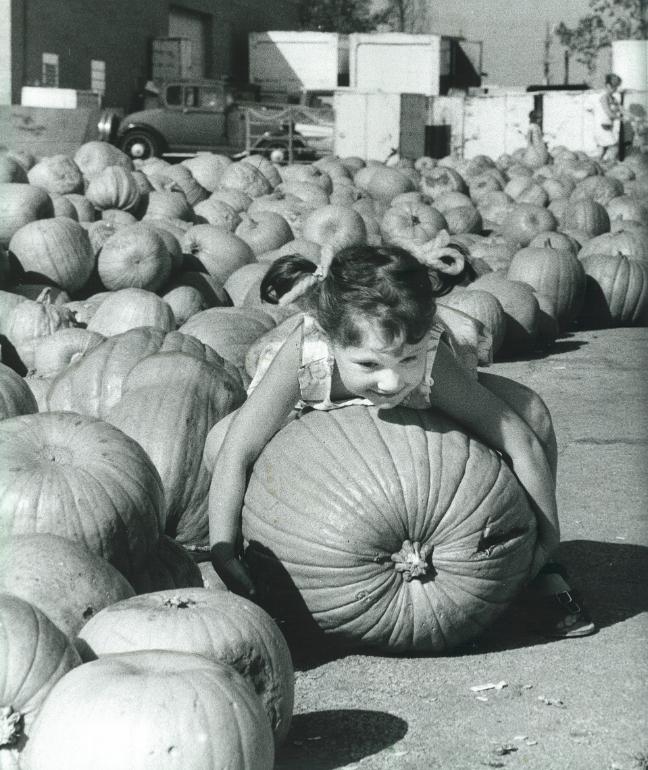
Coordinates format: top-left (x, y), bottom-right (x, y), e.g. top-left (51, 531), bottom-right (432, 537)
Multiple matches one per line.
top-left (169, 7), bottom-right (207, 77)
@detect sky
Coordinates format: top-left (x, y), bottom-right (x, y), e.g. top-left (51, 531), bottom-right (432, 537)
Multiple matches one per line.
top-left (377, 0), bottom-right (614, 88)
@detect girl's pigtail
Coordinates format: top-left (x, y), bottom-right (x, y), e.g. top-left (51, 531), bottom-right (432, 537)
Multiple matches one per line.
top-left (259, 254), bottom-right (319, 305)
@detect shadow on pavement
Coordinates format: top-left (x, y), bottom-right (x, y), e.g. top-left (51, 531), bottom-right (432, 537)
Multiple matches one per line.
top-left (275, 709), bottom-right (408, 770)
top-left (497, 334), bottom-right (590, 362)
top-left (453, 538), bottom-right (648, 655)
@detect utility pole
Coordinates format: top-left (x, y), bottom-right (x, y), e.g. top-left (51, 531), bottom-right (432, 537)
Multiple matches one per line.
top-left (564, 50), bottom-right (570, 85)
top-left (543, 22), bottom-right (552, 85)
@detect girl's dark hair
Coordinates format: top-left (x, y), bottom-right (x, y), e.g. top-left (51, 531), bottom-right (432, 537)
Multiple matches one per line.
top-left (261, 244), bottom-right (471, 347)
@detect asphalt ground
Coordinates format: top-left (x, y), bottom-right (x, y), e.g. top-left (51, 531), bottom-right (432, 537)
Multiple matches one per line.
top-left (273, 327), bottom-right (648, 770)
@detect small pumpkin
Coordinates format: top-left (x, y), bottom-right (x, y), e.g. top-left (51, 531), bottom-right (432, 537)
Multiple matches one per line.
top-left (26, 155), bottom-right (84, 195)
top-left (77, 587), bottom-right (294, 746)
top-left (23, 650), bottom-right (274, 770)
top-left (0, 593), bottom-right (81, 768)
top-left (562, 197), bottom-right (610, 237)
top-left (8, 216), bottom-right (95, 293)
top-left (97, 224), bottom-right (172, 291)
top-left (0, 534), bottom-right (135, 637)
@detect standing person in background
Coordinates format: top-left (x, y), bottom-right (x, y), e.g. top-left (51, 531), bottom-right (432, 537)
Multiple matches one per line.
top-left (524, 109), bottom-right (550, 168)
top-left (593, 73), bottom-right (623, 162)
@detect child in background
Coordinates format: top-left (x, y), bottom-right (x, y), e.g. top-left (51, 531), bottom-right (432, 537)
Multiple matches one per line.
top-left (209, 244), bottom-right (596, 639)
top-left (593, 73), bottom-right (623, 162)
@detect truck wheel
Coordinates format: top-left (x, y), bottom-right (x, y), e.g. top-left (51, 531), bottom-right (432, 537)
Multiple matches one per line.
top-left (119, 130), bottom-right (161, 160)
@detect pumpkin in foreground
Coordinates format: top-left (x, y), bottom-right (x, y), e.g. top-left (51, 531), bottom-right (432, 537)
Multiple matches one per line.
top-left (22, 650), bottom-right (274, 770)
top-left (0, 593), bottom-right (81, 769)
top-left (77, 587), bottom-right (294, 746)
top-left (242, 406), bottom-right (537, 653)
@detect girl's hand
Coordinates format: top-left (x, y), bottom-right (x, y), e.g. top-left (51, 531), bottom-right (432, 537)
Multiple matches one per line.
top-left (211, 543), bottom-right (257, 598)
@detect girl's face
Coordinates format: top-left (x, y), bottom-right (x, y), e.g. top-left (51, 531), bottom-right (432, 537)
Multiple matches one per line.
top-left (332, 321), bottom-right (429, 408)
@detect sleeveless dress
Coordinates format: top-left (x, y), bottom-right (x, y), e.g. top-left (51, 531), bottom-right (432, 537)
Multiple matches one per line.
top-left (247, 313), bottom-right (481, 412)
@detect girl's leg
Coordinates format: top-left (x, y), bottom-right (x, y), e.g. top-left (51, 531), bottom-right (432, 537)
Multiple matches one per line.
top-left (477, 371), bottom-right (558, 481)
top-left (478, 371), bottom-right (596, 637)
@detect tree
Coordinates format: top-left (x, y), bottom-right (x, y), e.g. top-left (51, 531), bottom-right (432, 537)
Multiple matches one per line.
top-left (297, 0), bottom-right (377, 33)
top-left (555, 0), bottom-right (648, 77)
top-left (371, 0), bottom-right (433, 33)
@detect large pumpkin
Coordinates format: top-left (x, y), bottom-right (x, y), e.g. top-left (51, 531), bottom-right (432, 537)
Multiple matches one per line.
top-left (85, 165), bottom-right (142, 212)
top-left (26, 155), bottom-right (83, 195)
top-left (97, 224), bottom-right (172, 292)
top-left (0, 184), bottom-right (54, 248)
top-left (46, 326), bottom-right (242, 418)
top-left (0, 534), bottom-right (135, 637)
top-left (8, 217), bottom-right (95, 293)
top-left (106, 351), bottom-right (246, 544)
top-left (242, 406), bottom-right (536, 653)
top-left (22, 650), bottom-right (274, 770)
top-left (0, 593), bottom-right (81, 768)
top-left (506, 244), bottom-right (586, 331)
top-left (0, 412), bottom-right (164, 581)
top-left (579, 253), bottom-right (648, 327)
top-left (77, 587), bottom-right (294, 746)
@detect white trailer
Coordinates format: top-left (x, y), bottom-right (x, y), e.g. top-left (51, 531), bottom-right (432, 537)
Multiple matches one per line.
top-left (248, 31), bottom-right (349, 97)
top-left (349, 33), bottom-right (443, 96)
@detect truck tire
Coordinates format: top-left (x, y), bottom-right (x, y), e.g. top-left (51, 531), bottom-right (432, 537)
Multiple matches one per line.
top-left (119, 130), bottom-right (163, 160)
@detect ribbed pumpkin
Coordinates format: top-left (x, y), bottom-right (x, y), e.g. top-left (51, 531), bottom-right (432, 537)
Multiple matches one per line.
top-left (579, 253), bottom-right (648, 327)
top-left (419, 166), bottom-right (467, 199)
top-left (506, 244), bottom-right (586, 331)
top-left (242, 406), bottom-right (536, 653)
top-left (501, 204), bottom-right (557, 247)
top-left (180, 307), bottom-right (276, 380)
top-left (106, 351), bottom-right (245, 544)
top-left (143, 190), bottom-right (194, 222)
top-left (605, 195), bottom-right (648, 225)
top-left (0, 361), bottom-right (38, 418)
top-left (181, 225), bottom-right (256, 284)
top-left (45, 326), bottom-right (241, 418)
top-left (73, 141), bottom-right (133, 181)
top-left (437, 288), bottom-right (506, 356)
top-left (0, 184), bottom-right (54, 248)
top-left (0, 534), bottom-right (135, 637)
top-left (570, 175), bottom-right (624, 206)
top-left (443, 205), bottom-right (483, 235)
top-left (97, 224), bottom-right (172, 292)
top-left (31, 327), bottom-right (105, 378)
top-left (0, 412), bottom-right (164, 582)
top-left (577, 229), bottom-right (648, 264)
top-left (467, 273), bottom-right (540, 354)
top-left (193, 196), bottom-right (241, 229)
top-left (219, 161), bottom-right (273, 199)
top-left (77, 587), bottom-right (294, 746)
top-left (380, 201), bottom-right (447, 248)
top-left (158, 163), bottom-right (209, 207)
top-left (8, 217), bottom-right (95, 293)
top-left (22, 650), bottom-right (274, 770)
top-left (26, 154), bottom-right (83, 195)
top-left (87, 288), bottom-right (175, 336)
top-left (0, 593), bottom-right (81, 769)
top-left (562, 197), bottom-right (610, 237)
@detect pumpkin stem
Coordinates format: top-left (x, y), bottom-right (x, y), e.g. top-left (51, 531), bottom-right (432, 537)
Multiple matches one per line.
top-left (0, 706), bottom-right (23, 747)
top-left (390, 540), bottom-right (434, 582)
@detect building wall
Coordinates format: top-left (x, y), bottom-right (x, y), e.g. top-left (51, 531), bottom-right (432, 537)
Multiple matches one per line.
top-left (9, 0), bottom-right (299, 109)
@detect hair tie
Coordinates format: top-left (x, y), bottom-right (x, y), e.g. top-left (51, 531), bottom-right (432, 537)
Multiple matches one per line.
top-left (278, 273), bottom-right (319, 306)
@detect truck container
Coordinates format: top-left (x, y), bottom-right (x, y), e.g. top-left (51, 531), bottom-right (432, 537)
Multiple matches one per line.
top-left (349, 32), bottom-right (481, 96)
top-left (248, 31), bottom-right (349, 98)
top-left (333, 89), bottom-right (428, 161)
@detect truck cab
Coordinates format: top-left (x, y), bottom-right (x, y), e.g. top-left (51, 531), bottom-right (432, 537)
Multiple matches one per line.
top-left (116, 79), bottom-right (245, 159)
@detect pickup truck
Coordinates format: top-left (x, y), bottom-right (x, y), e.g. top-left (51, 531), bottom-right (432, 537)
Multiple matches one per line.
top-left (112, 79), bottom-right (333, 163)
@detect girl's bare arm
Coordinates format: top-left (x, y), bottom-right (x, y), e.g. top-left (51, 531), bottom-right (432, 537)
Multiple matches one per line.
top-left (428, 342), bottom-right (559, 572)
top-left (208, 325), bottom-right (303, 593)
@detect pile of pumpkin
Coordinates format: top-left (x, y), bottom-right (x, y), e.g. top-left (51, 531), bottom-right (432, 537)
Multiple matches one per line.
top-left (1, 139), bottom-right (647, 769)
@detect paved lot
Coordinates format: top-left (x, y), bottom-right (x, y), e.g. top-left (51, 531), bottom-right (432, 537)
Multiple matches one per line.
top-left (274, 327), bottom-right (648, 770)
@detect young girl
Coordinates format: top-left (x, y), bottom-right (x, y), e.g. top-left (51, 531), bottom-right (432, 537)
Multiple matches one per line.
top-left (209, 244), bottom-right (595, 639)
